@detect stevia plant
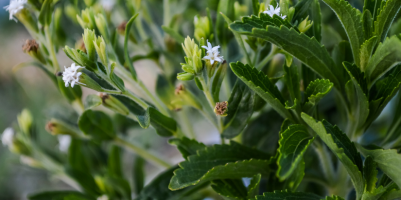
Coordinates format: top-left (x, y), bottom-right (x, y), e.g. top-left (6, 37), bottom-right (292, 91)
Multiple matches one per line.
top-left (2, 0), bottom-right (401, 199)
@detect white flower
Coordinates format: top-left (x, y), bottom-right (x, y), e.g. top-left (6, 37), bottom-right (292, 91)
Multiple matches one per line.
top-left (62, 63), bottom-right (84, 88)
top-left (2, 127), bottom-right (14, 146)
top-left (263, 5), bottom-right (286, 19)
top-left (4, 0), bottom-right (27, 22)
top-left (100, 0), bottom-right (115, 11)
top-left (202, 40), bottom-right (224, 65)
top-left (58, 135), bottom-right (71, 152)
top-left (97, 195), bottom-right (109, 200)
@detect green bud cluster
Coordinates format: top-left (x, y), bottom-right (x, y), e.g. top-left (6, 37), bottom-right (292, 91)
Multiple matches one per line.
top-left (178, 37), bottom-right (204, 81)
top-left (194, 16), bottom-right (212, 42)
top-left (77, 8), bottom-right (96, 30)
top-left (298, 16), bottom-right (313, 33)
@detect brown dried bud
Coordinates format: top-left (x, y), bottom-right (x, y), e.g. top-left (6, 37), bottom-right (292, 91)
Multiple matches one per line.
top-left (117, 21), bottom-right (127, 34)
top-left (214, 101), bottom-right (228, 117)
top-left (75, 38), bottom-right (87, 53)
top-left (56, 72), bottom-right (63, 76)
top-left (22, 39), bottom-right (39, 53)
top-left (175, 84), bottom-right (185, 95)
top-left (98, 92), bottom-right (109, 103)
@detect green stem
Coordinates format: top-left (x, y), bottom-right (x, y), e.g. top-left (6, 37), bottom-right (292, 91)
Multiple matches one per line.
top-left (114, 137), bottom-right (171, 168)
top-left (138, 80), bottom-right (170, 116)
top-left (255, 45), bottom-right (277, 70)
top-left (314, 142), bottom-right (335, 186)
top-left (44, 26), bottom-right (60, 72)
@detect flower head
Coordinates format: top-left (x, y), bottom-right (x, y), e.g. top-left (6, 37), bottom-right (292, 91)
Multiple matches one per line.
top-left (2, 127), bottom-right (14, 146)
top-left (4, 0), bottom-right (27, 22)
top-left (214, 101), bottom-right (228, 117)
top-left (58, 135), bottom-right (71, 152)
top-left (62, 63), bottom-right (84, 88)
top-left (263, 5), bottom-right (286, 19)
top-left (202, 40), bottom-right (224, 65)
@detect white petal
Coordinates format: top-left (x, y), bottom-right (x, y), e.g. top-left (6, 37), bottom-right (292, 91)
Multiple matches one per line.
top-left (2, 127), bottom-right (14, 146)
top-left (210, 59), bottom-right (215, 65)
top-left (65, 81), bottom-right (69, 87)
top-left (71, 81), bottom-right (75, 88)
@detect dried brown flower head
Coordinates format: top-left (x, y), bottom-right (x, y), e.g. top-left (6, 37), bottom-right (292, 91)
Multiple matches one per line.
top-left (22, 39), bottom-right (39, 53)
top-left (214, 101), bottom-right (228, 117)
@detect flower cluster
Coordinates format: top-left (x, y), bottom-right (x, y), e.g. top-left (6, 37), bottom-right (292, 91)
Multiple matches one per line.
top-left (263, 5), bottom-right (286, 19)
top-left (4, 0), bottom-right (27, 21)
top-left (202, 40), bottom-right (224, 65)
top-left (62, 63), bottom-right (84, 87)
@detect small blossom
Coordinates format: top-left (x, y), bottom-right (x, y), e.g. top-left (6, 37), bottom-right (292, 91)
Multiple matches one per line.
top-left (100, 0), bottom-right (115, 11)
top-left (2, 127), bottom-right (14, 146)
top-left (62, 63), bottom-right (84, 88)
top-left (97, 195), bottom-right (109, 200)
top-left (58, 135), bottom-right (71, 152)
top-left (263, 5), bottom-right (286, 19)
top-left (202, 40), bottom-right (224, 65)
top-left (4, 0), bottom-right (27, 22)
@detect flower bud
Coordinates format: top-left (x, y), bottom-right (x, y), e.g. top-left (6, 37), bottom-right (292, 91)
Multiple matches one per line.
top-left (177, 72), bottom-right (195, 81)
top-left (79, 72), bottom-right (104, 91)
top-left (298, 16), bottom-right (313, 33)
top-left (75, 38), bottom-right (87, 53)
top-left (2, 127), bottom-right (31, 155)
top-left (65, 4), bottom-right (79, 24)
top-left (193, 51), bottom-right (203, 74)
top-left (214, 101), bottom-right (228, 117)
top-left (194, 16), bottom-right (212, 41)
top-left (234, 2), bottom-right (248, 19)
top-left (174, 85), bottom-right (202, 109)
top-left (181, 63), bottom-right (195, 74)
top-left (17, 109), bottom-right (33, 136)
top-left (45, 118), bottom-right (79, 136)
top-left (83, 29), bottom-right (97, 61)
top-left (77, 8), bottom-right (96, 30)
top-left (16, 9), bottom-right (39, 34)
top-left (64, 46), bottom-right (97, 71)
top-left (22, 39), bottom-right (46, 64)
top-left (20, 156), bottom-right (42, 168)
top-left (95, 14), bottom-right (110, 41)
top-left (98, 93), bottom-right (130, 115)
top-left (94, 36), bottom-right (108, 66)
top-left (117, 21), bottom-right (127, 35)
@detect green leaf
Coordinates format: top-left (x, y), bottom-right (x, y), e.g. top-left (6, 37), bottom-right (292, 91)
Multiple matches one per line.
top-left (124, 14), bottom-right (139, 81)
top-left (303, 79), bottom-right (334, 113)
top-left (113, 96), bottom-right (177, 137)
top-left (212, 179), bottom-right (248, 200)
top-left (360, 36), bottom-right (378, 71)
top-left (368, 66), bottom-right (401, 125)
top-left (284, 65), bottom-right (301, 104)
top-left (162, 26), bottom-right (185, 44)
top-left (321, 0), bottom-right (364, 68)
top-left (366, 35), bottom-right (401, 86)
top-left (301, 113), bottom-right (364, 199)
top-left (133, 156), bottom-right (145, 194)
top-left (283, 159), bottom-right (305, 192)
top-left (357, 146), bottom-right (401, 188)
top-left (155, 75), bottom-right (176, 110)
top-left (322, 195), bottom-right (345, 200)
top-left (242, 110), bottom-right (283, 154)
top-left (364, 156), bottom-right (378, 193)
top-left (168, 137), bottom-right (207, 159)
top-left (310, 0), bottom-right (322, 42)
top-left (252, 190), bottom-right (321, 200)
top-left (78, 110), bottom-right (115, 141)
top-left (230, 22), bottom-right (341, 90)
top-left (169, 142), bottom-right (270, 190)
top-left (277, 124), bottom-right (314, 180)
top-left (66, 168), bottom-right (102, 196)
top-left (379, 190), bottom-right (401, 200)
top-left (137, 166), bottom-right (207, 200)
top-left (343, 62), bottom-right (370, 131)
top-left (230, 62), bottom-right (293, 120)
top-left (28, 191), bottom-right (95, 200)
top-left (68, 139), bottom-right (90, 173)
top-left (248, 174), bottom-right (262, 199)
top-left (84, 94), bottom-right (102, 110)
top-left (362, 11), bottom-right (374, 41)
top-left (38, 0), bottom-right (53, 26)
top-left (374, 0), bottom-right (401, 42)
top-left (211, 62), bottom-right (228, 102)
top-left (222, 81), bottom-right (255, 139)
top-left (108, 145), bottom-right (123, 178)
